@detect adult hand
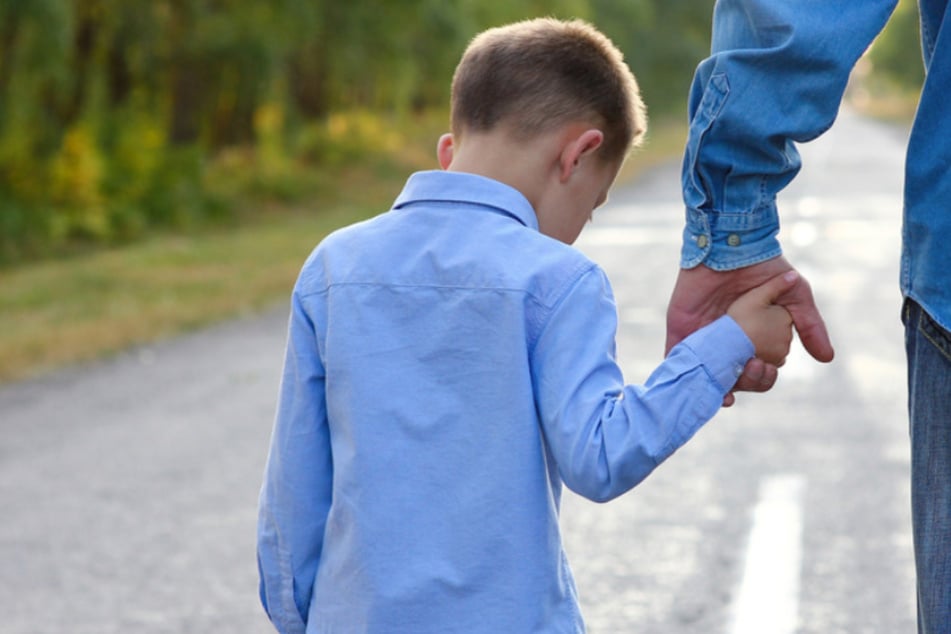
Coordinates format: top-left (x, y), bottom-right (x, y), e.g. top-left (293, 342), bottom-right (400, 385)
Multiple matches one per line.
top-left (665, 256), bottom-right (834, 406)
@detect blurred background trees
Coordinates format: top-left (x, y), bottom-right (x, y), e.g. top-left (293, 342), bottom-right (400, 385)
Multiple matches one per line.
top-left (0, 0), bottom-right (924, 265)
top-left (867, 0), bottom-right (925, 90)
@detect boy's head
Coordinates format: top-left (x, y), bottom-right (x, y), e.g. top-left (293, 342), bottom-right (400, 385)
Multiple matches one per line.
top-left (450, 18), bottom-right (646, 166)
top-left (442, 18), bottom-right (647, 244)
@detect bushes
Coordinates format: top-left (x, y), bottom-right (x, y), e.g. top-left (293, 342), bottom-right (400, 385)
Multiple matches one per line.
top-left (0, 117), bottom-right (219, 262)
top-left (0, 0), bottom-right (721, 265)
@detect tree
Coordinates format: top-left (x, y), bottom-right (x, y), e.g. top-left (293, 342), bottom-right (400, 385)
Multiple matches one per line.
top-left (869, 0), bottom-right (925, 91)
top-left (0, 0), bottom-right (720, 264)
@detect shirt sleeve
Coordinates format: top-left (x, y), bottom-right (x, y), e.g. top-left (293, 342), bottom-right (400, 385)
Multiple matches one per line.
top-left (531, 266), bottom-right (754, 503)
top-left (681, 0), bottom-right (898, 271)
top-left (257, 289), bottom-right (332, 634)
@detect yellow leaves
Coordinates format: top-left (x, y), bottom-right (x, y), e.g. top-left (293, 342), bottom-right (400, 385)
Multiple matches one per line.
top-left (324, 110), bottom-right (403, 155)
top-left (254, 102), bottom-right (284, 138)
top-left (111, 112), bottom-right (166, 202)
top-left (50, 126), bottom-right (102, 207)
top-left (294, 109), bottom-right (415, 169)
top-left (48, 125), bottom-right (108, 240)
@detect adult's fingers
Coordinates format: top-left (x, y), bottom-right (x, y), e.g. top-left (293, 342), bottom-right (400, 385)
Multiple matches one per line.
top-left (776, 274), bottom-right (835, 363)
top-left (722, 359), bottom-right (780, 407)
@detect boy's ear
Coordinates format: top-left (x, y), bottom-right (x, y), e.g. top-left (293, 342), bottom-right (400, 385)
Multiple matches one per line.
top-left (559, 129), bottom-right (604, 182)
top-left (437, 133), bottom-right (454, 170)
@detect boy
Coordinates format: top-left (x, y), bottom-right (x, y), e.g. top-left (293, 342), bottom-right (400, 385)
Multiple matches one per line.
top-left (257, 17), bottom-right (794, 634)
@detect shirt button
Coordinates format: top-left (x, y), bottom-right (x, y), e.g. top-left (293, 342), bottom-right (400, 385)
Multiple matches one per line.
top-left (727, 233), bottom-right (741, 247)
top-left (697, 235), bottom-right (709, 248)
top-left (734, 365), bottom-right (744, 378)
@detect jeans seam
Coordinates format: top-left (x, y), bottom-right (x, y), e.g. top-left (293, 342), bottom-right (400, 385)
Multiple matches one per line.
top-left (919, 308), bottom-right (951, 364)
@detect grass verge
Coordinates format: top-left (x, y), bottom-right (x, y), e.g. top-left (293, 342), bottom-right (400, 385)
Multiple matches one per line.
top-left (0, 118), bottom-right (687, 383)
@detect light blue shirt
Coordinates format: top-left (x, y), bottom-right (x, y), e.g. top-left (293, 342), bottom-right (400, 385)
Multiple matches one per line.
top-left (681, 0), bottom-right (951, 332)
top-left (257, 170), bottom-right (754, 633)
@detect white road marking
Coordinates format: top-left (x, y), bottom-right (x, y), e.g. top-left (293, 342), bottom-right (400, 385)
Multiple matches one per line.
top-left (730, 474), bottom-right (807, 634)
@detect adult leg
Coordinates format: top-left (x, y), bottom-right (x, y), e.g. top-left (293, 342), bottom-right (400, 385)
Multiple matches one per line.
top-left (904, 299), bottom-right (951, 634)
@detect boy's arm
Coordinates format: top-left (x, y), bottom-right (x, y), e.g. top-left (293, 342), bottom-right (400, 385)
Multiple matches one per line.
top-left (257, 290), bottom-right (332, 634)
top-left (531, 267), bottom-right (754, 503)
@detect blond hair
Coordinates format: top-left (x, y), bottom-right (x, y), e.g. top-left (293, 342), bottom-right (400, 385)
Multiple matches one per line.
top-left (450, 17), bottom-right (647, 163)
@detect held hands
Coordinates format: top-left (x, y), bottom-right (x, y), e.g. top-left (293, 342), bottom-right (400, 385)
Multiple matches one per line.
top-left (726, 271), bottom-right (797, 365)
top-left (666, 256), bottom-right (834, 406)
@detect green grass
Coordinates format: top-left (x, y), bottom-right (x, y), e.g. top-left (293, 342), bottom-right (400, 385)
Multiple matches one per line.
top-left (0, 118), bottom-right (688, 383)
top-left (0, 207), bottom-right (365, 381)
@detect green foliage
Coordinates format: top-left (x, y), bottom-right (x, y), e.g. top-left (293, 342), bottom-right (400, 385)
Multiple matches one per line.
top-left (0, 0), bottom-right (719, 266)
top-left (869, 0), bottom-right (925, 91)
top-left (591, 0), bottom-right (716, 116)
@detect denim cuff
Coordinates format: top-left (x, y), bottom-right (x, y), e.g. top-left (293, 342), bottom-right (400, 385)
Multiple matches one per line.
top-left (680, 204), bottom-right (782, 271)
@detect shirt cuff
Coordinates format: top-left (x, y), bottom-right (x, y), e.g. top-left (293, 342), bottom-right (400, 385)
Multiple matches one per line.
top-left (680, 204), bottom-right (783, 271)
top-left (680, 315), bottom-right (755, 393)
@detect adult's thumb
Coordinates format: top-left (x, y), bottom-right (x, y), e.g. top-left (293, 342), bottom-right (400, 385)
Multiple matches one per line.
top-left (776, 271), bottom-right (836, 363)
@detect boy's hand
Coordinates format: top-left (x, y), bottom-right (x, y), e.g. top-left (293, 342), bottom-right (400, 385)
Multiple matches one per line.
top-left (727, 271), bottom-right (797, 366)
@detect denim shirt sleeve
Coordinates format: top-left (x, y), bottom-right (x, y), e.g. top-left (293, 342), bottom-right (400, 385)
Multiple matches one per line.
top-left (257, 288), bottom-right (333, 634)
top-left (681, 0), bottom-right (898, 270)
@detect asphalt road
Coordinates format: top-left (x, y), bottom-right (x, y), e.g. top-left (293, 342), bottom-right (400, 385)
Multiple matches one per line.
top-left (564, 108), bottom-right (914, 633)
top-left (0, 109), bottom-right (914, 633)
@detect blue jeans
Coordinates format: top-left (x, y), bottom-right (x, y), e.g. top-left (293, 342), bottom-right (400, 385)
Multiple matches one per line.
top-left (904, 299), bottom-right (951, 634)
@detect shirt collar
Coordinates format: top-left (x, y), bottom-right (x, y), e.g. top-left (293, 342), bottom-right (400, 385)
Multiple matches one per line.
top-left (392, 170), bottom-right (539, 231)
